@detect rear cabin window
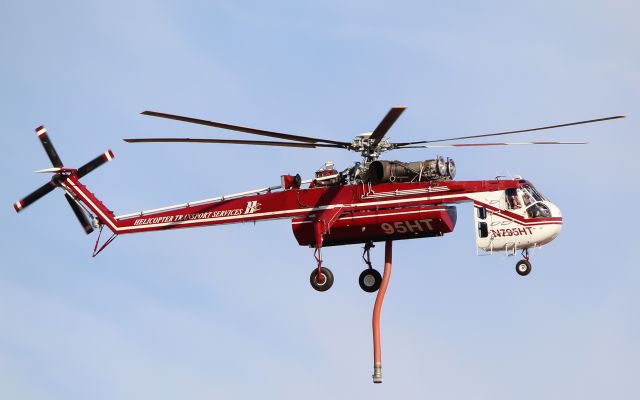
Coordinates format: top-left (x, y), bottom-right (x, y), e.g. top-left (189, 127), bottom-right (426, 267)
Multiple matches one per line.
top-left (478, 222), bottom-right (488, 238)
top-left (477, 207), bottom-right (487, 220)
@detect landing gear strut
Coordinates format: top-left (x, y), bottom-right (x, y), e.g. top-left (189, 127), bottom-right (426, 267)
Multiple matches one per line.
top-left (310, 247), bottom-right (334, 291)
top-left (359, 241), bottom-right (382, 292)
top-left (516, 249), bottom-right (532, 276)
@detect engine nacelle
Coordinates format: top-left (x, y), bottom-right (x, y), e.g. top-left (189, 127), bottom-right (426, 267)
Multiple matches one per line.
top-left (369, 157), bottom-right (455, 184)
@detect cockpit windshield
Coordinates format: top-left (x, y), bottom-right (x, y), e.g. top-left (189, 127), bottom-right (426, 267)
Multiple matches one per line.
top-left (505, 183), bottom-right (552, 218)
top-left (522, 184), bottom-right (546, 202)
top-left (520, 184), bottom-right (551, 218)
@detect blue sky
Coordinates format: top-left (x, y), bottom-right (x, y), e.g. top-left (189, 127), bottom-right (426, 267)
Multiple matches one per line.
top-left (1, 1), bottom-right (638, 399)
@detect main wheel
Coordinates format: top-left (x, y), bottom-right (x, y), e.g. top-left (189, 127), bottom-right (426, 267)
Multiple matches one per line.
top-left (359, 269), bottom-right (382, 292)
top-left (516, 259), bottom-right (532, 276)
top-left (310, 267), bottom-right (334, 292)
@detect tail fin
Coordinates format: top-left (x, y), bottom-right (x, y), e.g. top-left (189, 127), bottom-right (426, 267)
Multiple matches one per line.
top-left (13, 125), bottom-right (114, 234)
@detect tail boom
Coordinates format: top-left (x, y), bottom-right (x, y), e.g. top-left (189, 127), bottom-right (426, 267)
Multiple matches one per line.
top-left (64, 175), bottom-right (315, 235)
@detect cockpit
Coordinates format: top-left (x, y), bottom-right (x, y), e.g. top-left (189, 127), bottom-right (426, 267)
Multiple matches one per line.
top-left (505, 183), bottom-right (553, 218)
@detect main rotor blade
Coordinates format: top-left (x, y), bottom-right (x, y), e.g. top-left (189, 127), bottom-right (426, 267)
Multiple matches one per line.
top-left (35, 126), bottom-right (64, 167)
top-left (369, 106), bottom-right (407, 147)
top-left (141, 111), bottom-right (350, 147)
top-left (396, 115), bottom-right (625, 145)
top-left (123, 137), bottom-right (343, 148)
top-left (64, 193), bottom-right (94, 234)
top-left (14, 180), bottom-right (57, 212)
top-left (395, 141), bottom-right (589, 149)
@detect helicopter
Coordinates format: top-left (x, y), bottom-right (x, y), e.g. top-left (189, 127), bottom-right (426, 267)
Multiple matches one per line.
top-left (13, 106), bottom-right (623, 383)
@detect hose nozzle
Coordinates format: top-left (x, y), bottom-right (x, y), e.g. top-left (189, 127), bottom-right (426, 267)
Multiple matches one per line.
top-left (372, 364), bottom-right (382, 384)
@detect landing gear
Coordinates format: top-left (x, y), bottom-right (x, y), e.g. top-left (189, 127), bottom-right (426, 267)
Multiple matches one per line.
top-left (359, 241), bottom-right (382, 292)
top-left (310, 267), bottom-right (334, 291)
top-left (516, 249), bottom-right (532, 276)
top-left (359, 269), bottom-right (382, 292)
top-left (516, 260), bottom-right (531, 276)
top-left (310, 247), bottom-right (334, 291)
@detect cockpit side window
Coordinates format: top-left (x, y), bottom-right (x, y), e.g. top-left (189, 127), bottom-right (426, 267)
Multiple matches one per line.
top-left (505, 188), bottom-right (521, 209)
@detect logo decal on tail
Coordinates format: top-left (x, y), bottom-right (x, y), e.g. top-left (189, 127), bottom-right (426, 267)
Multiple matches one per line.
top-left (244, 201), bottom-right (262, 214)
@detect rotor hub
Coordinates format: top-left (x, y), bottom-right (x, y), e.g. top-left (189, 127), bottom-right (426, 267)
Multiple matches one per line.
top-left (349, 135), bottom-right (394, 162)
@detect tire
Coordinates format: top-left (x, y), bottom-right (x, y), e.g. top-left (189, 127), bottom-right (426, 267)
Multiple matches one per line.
top-left (516, 259), bottom-right (532, 276)
top-left (359, 269), bottom-right (382, 292)
top-left (310, 267), bottom-right (334, 292)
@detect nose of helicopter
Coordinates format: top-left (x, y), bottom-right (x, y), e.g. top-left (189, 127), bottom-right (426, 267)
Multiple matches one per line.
top-left (541, 201), bottom-right (563, 245)
top-left (547, 201), bottom-right (562, 218)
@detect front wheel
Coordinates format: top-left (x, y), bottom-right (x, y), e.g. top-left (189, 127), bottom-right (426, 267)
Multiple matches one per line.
top-left (359, 269), bottom-right (382, 292)
top-left (516, 259), bottom-right (532, 276)
top-left (310, 267), bottom-right (334, 292)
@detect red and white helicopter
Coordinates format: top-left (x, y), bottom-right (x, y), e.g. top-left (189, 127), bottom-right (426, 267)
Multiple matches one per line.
top-left (13, 107), bottom-right (623, 382)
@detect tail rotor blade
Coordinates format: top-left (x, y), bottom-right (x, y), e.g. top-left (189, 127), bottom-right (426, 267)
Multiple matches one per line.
top-left (77, 150), bottom-right (114, 178)
top-left (14, 180), bottom-right (57, 212)
top-left (35, 126), bottom-right (64, 167)
top-left (64, 193), bottom-right (94, 234)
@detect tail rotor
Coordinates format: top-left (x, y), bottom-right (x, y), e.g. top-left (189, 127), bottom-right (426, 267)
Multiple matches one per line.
top-left (13, 125), bottom-right (114, 234)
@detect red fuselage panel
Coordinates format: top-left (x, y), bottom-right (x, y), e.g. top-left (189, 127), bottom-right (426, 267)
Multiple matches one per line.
top-left (292, 205), bottom-right (457, 247)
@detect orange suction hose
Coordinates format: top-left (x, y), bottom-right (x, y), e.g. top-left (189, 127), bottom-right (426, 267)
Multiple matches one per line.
top-left (372, 240), bottom-right (392, 383)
